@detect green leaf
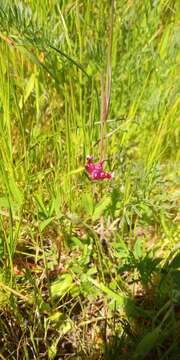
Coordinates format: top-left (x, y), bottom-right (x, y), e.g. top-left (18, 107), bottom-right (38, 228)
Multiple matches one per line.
top-left (48, 321), bottom-right (72, 359)
top-left (169, 253), bottom-right (180, 270)
top-left (34, 194), bottom-right (48, 217)
top-left (133, 327), bottom-right (161, 360)
top-left (0, 197), bottom-right (10, 209)
top-left (48, 337), bottom-right (60, 360)
top-left (49, 312), bottom-right (62, 322)
top-left (92, 196), bottom-right (111, 221)
top-left (39, 217), bottom-right (54, 232)
top-left (171, 270), bottom-right (180, 289)
top-left (68, 166), bottom-right (84, 175)
top-left (8, 177), bottom-right (23, 207)
top-left (81, 192), bottom-right (94, 217)
top-left (51, 274), bottom-right (74, 298)
top-left (133, 238), bottom-right (143, 259)
top-left (88, 277), bottom-right (124, 306)
top-left (114, 236), bottom-right (129, 259)
top-left (58, 320), bottom-right (72, 335)
top-left (19, 73), bottom-right (36, 109)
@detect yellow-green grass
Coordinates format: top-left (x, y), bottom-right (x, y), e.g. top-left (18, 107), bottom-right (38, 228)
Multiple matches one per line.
top-left (0, 1), bottom-right (179, 359)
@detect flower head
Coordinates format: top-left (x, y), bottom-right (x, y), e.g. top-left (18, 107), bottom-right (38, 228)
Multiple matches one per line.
top-left (85, 155), bottom-right (113, 181)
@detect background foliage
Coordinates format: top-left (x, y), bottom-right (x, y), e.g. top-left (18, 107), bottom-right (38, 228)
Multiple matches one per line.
top-left (0, 0), bottom-right (179, 359)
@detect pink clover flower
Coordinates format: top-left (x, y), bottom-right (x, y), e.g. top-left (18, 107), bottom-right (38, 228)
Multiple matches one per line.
top-left (85, 155), bottom-right (113, 181)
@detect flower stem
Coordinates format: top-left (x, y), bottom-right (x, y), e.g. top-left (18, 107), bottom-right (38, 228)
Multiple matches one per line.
top-left (100, 0), bottom-right (115, 161)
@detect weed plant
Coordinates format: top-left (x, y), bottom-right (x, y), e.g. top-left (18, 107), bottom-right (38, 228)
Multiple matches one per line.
top-left (0, 1), bottom-right (179, 359)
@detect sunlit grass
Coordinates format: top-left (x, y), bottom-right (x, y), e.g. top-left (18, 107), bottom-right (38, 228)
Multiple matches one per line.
top-left (0, 0), bottom-right (179, 359)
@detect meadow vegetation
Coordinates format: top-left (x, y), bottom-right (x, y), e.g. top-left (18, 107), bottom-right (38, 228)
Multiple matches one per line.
top-left (0, 0), bottom-right (179, 359)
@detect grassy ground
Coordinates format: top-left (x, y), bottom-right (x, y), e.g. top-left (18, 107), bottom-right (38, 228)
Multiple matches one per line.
top-left (0, 0), bottom-right (179, 359)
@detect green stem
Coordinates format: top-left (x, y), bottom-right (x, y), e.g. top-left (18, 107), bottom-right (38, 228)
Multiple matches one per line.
top-left (100, 0), bottom-right (115, 161)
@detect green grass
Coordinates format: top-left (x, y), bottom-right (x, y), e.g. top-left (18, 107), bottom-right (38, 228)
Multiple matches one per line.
top-left (0, 0), bottom-right (179, 359)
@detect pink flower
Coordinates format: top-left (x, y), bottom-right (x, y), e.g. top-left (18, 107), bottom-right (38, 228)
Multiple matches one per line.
top-left (85, 155), bottom-right (113, 181)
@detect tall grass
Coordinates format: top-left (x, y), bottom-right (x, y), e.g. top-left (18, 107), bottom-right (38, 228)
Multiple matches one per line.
top-left (0, 0), bottom-right (179, 359)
